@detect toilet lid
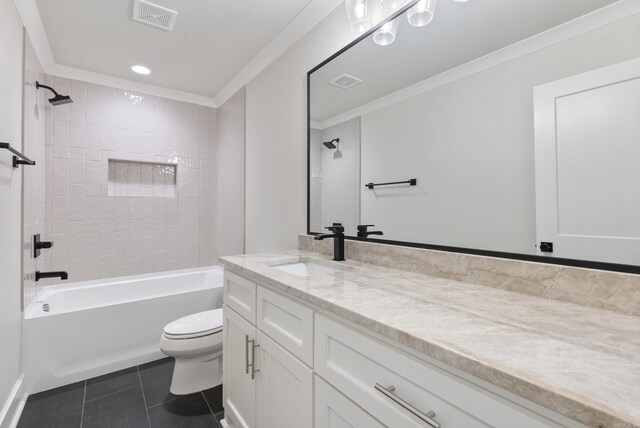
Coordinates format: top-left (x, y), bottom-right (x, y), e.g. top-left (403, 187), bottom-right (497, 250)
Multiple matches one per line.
top-left (163, 309), bottom-right (223, 337)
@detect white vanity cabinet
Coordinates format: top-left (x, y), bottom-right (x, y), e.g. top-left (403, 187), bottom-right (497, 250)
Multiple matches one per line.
top-left (223, 270), bottom-right (577, 428)
top-left (223, 272), bottom-right (313, 428)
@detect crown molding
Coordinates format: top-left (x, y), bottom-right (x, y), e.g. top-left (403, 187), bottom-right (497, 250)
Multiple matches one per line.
top-left (315, 0), bottom-right (640, 130)
top-left (213, 0), bottom-right (343, 106)
top-left (13, 0), bottom-right (342, 108)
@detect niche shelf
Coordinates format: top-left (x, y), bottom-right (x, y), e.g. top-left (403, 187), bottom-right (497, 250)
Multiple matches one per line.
top-left (107, 159), bottom-right (177, 198)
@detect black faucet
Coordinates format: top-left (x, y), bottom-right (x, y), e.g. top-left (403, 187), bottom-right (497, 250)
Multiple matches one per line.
top-left (357, 224), bottom-right (383, 239)
top-left (314, 223), bottom-right (345, 261)
top-left (35, 271), bottom-right (68, 282)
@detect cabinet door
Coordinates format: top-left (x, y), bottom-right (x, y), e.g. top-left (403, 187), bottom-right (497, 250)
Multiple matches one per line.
top-left (223, 305), bottom-right (256, 428)
top-left (315, 375), bottom-right (385, 428)
top-left (256, 331), bottom-right (313, 428)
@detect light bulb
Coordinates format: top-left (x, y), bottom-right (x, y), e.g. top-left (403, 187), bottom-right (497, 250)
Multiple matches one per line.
top-left (407, 0), bottom-right (436, 27)
top-left (346, 0), bottom-right (372, 33)
top-left (373, 18), bottom-right (399, 46)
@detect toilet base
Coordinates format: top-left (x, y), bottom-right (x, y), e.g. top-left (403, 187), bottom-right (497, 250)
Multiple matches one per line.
top-left (170, 351), bottom-right (223, 395)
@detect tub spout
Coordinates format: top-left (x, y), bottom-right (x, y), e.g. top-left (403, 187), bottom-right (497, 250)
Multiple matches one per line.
top-left (35, 271), bottom-right (68, 281)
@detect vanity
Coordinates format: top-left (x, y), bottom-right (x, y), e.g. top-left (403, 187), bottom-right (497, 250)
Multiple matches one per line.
top-left (219, 240), bottom-right (640, 428)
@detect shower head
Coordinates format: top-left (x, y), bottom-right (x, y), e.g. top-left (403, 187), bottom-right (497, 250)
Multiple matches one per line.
top-left (35, 81), bottom-right (73, 106)
top-left (323, 138), bottom-right (339, 149)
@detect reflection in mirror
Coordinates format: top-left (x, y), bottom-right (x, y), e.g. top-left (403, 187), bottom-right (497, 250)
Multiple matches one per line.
top-left (309, 0), bottom-right (640, 267)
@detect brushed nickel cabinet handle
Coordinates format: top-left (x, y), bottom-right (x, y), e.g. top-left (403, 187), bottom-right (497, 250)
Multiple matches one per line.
top-left (374, 383), bottom-right (440, 428)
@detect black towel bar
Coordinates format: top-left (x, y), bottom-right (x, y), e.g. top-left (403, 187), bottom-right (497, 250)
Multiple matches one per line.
top-left (365, 178), bottom-right (417, 189)
top-left (0, 142), bottom-right (35, 168)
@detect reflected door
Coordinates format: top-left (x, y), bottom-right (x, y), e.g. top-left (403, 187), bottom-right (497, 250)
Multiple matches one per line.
top-left (534, 58), bottom-right (640, 265)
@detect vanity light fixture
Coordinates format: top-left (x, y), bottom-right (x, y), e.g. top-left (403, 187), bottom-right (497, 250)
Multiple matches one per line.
top-left (130, 64), bottom-right (152, 75)
top-left (381, 0), bottom-right (408, 9)
top-left (346, 0), bottom-right (372, 33)
top-left (407, 0), bottom-right (436, 27)
top-left (373, 19), bottom-right (399, 46)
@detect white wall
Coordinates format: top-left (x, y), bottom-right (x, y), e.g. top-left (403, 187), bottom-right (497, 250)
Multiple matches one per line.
top-left (360, 14), bottom-right (640, 254)
top-left (216, 87), bottom-right (246, 257)
top-left (0, 0), bottom-right (24, 420)
top-left (245, 4), bottom-right (363, 252)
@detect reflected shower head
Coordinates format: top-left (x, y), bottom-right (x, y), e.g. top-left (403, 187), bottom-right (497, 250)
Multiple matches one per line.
top-left (323, 138), bottom-right (339, 149)
top-left (36, 81), bottom-right (73, 106)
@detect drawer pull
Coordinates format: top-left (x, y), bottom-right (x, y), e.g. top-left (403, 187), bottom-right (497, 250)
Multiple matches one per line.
top-left (374, 383), bottom-right (441, 428)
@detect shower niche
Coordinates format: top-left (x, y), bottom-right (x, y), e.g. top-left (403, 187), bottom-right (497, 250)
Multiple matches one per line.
top-left (107, 158), bottom-right (177, 198)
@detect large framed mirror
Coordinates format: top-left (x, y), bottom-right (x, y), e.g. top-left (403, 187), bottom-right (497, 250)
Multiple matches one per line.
top-left (307, 0), bottom-right (640, 273)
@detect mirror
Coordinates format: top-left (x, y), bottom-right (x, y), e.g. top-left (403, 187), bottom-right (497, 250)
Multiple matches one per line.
top-left (308, 0), bottom-right (640, 270)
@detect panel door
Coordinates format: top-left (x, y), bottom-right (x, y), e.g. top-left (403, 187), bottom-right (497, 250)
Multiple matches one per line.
top-left (255, 331), bottom-right (313, 428)
top-left (534, 57), bottom-right (640, 265)
top-left (223, 304), bottom-right (256, 428)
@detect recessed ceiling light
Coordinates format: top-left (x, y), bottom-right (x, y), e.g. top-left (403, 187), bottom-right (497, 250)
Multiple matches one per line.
top-left (130, 65), bottom-right (151, 75)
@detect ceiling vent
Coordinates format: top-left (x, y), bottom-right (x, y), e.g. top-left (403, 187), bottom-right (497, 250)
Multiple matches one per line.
top-left (133, 0), bottom-right (178, 31)
top-left (329, 74), bottom-right (362, 90)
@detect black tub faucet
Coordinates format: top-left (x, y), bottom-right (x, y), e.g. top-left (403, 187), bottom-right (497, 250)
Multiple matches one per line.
top-left (357, 224), bottom-right (383, 239)
top-left (314, 223), bottom-right (345, 261)
top-left (35, 271), bottom-right (68, 282)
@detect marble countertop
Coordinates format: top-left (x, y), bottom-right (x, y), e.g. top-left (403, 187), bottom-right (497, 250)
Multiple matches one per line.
top-left (220, 250), bottom-right (640, 428)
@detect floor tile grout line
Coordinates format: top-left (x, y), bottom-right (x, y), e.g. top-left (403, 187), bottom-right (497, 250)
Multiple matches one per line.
top-left (82, 384), bottom-right (141, 404)
top-left (201, 391), bottom-right (215, 416)
top-left (79, 380), bottom-right (87, 428)
top-left (136, 366), bottom-right (152, 428)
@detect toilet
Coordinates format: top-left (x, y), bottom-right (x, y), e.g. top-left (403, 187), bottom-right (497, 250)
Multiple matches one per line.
top-left (159, 308), bottom-right (224, 395)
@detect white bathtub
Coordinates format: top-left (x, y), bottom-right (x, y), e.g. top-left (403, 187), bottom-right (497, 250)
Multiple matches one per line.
top-left (22, 266), bottom-right (223, 394)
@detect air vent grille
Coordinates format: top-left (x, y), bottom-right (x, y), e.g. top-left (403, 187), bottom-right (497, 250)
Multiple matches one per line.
top-left (133, 0), bottom-right (178, 31)
top-left (329, 74), bottom-right (362, 90)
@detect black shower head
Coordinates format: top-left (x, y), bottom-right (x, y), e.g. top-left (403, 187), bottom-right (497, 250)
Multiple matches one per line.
top-left (36, 81), bottom-right (73, 106)
top-left (323, 138), bottom-right (339, 149)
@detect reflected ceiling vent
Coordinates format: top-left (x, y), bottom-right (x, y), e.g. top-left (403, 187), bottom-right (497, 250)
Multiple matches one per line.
top-left (329, 74), bottom-right (362, 90)
top-left (133, 0), bottom-right (178, 31)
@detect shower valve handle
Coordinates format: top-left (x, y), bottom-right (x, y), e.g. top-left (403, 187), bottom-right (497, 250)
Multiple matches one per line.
top-left (33, 234), bottom-right (54, 258)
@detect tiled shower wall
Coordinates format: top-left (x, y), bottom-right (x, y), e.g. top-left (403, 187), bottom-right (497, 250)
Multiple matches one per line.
top-left (22, 36), bottom-right (47, 306)
top-left (40, 77), bottom-right (221, 288)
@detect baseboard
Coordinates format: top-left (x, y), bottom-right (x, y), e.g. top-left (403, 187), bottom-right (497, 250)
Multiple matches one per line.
top-left (0, 375), bottom-right (26, 428)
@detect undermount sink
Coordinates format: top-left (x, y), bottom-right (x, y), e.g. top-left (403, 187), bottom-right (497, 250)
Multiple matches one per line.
top-left (273, 260), bottom-right (341, 277)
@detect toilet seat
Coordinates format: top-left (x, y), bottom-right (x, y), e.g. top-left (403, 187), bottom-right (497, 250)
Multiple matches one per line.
top-left (163, 309), bottom-right (223, 340)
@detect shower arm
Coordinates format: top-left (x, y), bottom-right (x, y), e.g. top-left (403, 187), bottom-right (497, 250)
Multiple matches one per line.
top-left (35, 81), bottom-right (61, 96)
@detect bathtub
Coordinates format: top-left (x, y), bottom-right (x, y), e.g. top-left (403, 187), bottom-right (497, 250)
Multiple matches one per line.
top-left (22, 266), bottom-right (223, 394)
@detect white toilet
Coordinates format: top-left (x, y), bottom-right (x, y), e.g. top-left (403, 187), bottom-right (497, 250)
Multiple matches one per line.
top-left (159, 308), bottom-right (224, 395)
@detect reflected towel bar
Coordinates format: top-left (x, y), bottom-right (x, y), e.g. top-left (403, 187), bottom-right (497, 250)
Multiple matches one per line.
top-left (0, 142), bottom-right (36, 168)
top-left (365, 178), bottom-right (416, 189)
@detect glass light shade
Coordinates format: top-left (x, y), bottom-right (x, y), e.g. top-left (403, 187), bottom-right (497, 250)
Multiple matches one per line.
top-left (373, 19), bottom-right (399, 46)
top-left (345, 0), bottom-right (372, 33)
top-left (407, 0), bottom-right (436, 27)
top-left (381, 0), bottom-right (408, 9)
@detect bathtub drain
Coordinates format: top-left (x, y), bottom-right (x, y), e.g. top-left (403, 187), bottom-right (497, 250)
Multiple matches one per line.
top-left (42, 303), bottom-right (49, 312)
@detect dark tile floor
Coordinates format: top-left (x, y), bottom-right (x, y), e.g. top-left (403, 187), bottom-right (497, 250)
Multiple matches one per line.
top-left (18, 358), bottom-right (224, 428)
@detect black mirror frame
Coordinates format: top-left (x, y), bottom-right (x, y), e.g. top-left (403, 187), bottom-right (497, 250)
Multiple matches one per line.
top-left (306, 1), bottom-right (640, 275)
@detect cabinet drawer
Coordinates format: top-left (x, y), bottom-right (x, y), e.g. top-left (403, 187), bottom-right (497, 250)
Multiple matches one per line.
top-left (224, 271), bottom-right (257, 324)
top-left (315, 314), bottom-right (560, 428)
top-left (257, 285), bottom-right (314, 366)
top-left (315, 375), bottom-right (385, 428)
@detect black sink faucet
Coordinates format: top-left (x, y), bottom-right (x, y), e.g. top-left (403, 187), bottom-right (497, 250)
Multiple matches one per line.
top-left (357, 225), bottom-right (383, 239)
top-left (314, 223), bottom-right (345, 261)
top-left (35, 271), bottom-right (68, 282)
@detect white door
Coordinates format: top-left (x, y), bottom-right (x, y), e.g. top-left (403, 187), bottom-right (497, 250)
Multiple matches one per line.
top-left (315, 376), bottom-right (385, 428)
top-left (223, 305), bottom-right (256, 428)
top-left (255, 331), bottom-right (313, 428)
top-left (534, 57), bottom-right (640, 265)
